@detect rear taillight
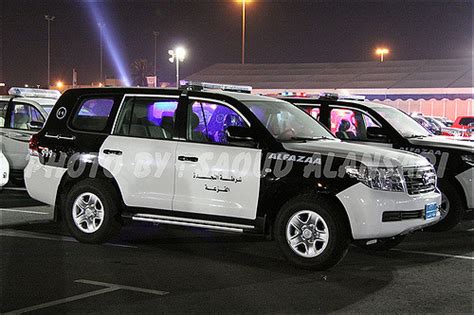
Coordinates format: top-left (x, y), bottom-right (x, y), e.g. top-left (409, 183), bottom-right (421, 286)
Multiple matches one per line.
top-left (29, 134), bottom-right (40, 156)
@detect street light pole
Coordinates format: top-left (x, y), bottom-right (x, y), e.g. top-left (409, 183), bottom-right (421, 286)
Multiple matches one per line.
top-left (241, 0), bottom-right (246, 64)
top-left (153, 31), bottom-right (159, 77)
top-left (98, 23), bottom-right (105, 83)
top-left (45, 15), bottom-right (55, 87)
top-left (376, 48), bottom-right (390, 62)
top-left (169, 47), bottom-right (186, 88)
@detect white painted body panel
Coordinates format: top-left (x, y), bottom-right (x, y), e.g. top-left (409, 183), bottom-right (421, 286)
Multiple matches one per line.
top-left (174, 142), bottom-right (262, 219)
top-left (24, 156), bottom-right (66, 205)
top-left (0, 152), bottom-right (9, 187)
top-left (336, 183), bottom-right (442, 239)
top-left (455, 167), bottom-right (474, 209)
top-left (0, 129), bottom-right (32, 170)
top-left (99, 136), bottom-right (177, 210)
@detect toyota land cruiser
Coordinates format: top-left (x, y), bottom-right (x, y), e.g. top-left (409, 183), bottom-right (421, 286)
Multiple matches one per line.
top-left (25, 83), bottom-right (441, 269)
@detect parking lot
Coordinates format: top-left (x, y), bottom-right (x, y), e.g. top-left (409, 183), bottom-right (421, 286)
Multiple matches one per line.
top-left (0, 187), bottom-right (472, 314)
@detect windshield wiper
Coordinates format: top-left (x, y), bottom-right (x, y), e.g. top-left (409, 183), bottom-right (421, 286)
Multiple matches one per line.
top-left (406, 134), bottom-right (432, 139)
top-left (285, 136), bottom-right (335, 142)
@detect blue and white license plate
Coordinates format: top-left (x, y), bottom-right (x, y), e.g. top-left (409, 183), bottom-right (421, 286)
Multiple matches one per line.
top-left (424, 203), bottom-right (438, 220)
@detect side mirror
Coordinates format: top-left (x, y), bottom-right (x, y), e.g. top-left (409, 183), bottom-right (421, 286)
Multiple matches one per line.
top-left (225, 126), bottom-right (257, 147)
top-left (367, 126), bottom-right (387, 140)
top-left (28, 121), bottom-right (44, 131)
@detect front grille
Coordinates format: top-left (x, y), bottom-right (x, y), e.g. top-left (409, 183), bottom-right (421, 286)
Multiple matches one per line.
top-left (382, 210), bottom-right (424, 222)
top-left (403, 166), bottom-right (437, 195)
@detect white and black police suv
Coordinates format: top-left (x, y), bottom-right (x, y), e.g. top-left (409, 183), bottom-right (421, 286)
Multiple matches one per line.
top-left (25, 83), bottom-right (441, 269)
top-left (283, 93), bottom-right (473, 231)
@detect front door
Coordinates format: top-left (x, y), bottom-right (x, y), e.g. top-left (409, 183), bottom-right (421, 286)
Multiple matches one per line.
top-left (2, 102), bottom-right (45, 170)
top-left (99, 95), bottom-right (179, 211)
top-left (173, 99), bottom-right (262, 220)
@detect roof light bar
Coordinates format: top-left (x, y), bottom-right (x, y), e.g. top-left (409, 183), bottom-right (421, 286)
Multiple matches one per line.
top-left (8, 87), bottom-right (61, 100)
top-left (318, 92), bottom-right (366, 102)
top-left (180, 80), bottom-right (252, 94)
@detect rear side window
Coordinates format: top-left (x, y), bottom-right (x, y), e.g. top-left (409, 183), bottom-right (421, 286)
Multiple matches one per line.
top-left (0, 102), bottom-right (7, 128)
top-left (71, 98), bottom-right (114, 132)
top-left (459, 117), bottom-right (474, 126)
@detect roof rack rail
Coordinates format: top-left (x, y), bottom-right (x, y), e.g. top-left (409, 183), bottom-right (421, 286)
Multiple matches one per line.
top-left (8, 87), bottom-right (61, 100)
top-left (180, 80), bottom-right (252, 94)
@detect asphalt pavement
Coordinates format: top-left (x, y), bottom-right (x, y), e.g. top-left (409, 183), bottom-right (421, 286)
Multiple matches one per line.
top-left (0, 187), bottom-right (472, 314)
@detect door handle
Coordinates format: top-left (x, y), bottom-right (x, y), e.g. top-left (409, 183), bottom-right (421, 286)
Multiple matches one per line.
top-left (178, 156), bottom-right (199, 162)
top-left (103, 149), bottom-right (123, 156)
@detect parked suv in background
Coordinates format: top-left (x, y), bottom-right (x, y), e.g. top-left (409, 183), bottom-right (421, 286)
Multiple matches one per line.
top-left (452, 116), bottom-right (474, 138)
top-left (25, 83), bottom-right (441, 269)
top-left (283, 93), bottom-right (473, 231)
top-left (0, 87), bottom-right (60, 185)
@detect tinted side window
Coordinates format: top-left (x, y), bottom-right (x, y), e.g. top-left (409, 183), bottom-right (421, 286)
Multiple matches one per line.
top-left (71, 98), bottom-right (114, 132)
top-left (9, 103), bottom-right (45, 130)
top-left (115, 97), bottom-right (178, 140)
top-left (0, 102), bottom-right (7, 128)
top-left (459, 117), bottom-right (474, 126)
top-left (330, 107), bottom-right (381, 141)
top-left (188, 101), bottom-right (247, 144)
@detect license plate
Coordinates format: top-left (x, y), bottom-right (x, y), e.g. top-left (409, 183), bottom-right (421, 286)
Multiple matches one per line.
top-left (425, 203), bottom-right (438, 220)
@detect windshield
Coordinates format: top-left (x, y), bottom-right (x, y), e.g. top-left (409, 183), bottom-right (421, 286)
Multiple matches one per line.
top-left (243, 100), bottom-right (335, 141)
top-left (374, 107), bottom-right (432, 138)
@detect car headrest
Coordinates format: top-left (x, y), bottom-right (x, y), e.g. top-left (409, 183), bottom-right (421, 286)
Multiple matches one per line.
top-left (338, 119), bottom-right (351, 132)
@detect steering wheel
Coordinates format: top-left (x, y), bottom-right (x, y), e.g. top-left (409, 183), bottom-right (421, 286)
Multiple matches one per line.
top-left (277, 128), bottom-right (296, 140)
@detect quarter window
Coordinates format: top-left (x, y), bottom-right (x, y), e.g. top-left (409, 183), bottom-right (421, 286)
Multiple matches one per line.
top-left (115, 97), bottom-right (178, 140)
top-left (188, 101), bottom-right (248, 144)
top-left (71, 98), bottom-right (115, 132)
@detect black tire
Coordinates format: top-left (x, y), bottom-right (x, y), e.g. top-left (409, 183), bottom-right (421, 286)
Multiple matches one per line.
top-left (425, 181), bottom-right (465, 232)
top-left (274, 194), bottom-right (350, 270)
top-left (354, 235), bottom-right (406, 251)
top-left (9, 176), bottom-right (25, 187)
top-left (63, 179), bottom-right (122, 244)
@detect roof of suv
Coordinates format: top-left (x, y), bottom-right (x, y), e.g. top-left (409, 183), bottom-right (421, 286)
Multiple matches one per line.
top-left (0, 95), bottom-right (57, 106)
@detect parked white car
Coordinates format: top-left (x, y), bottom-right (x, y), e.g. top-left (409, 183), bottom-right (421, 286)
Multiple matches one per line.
top-left (0, 151), bottom-right (9, 189)
top-left (0, 87), bottom-right (60, 185)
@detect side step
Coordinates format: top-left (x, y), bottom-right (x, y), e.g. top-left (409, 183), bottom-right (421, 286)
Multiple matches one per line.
top-left (132, 213), bottom-right (255, 233)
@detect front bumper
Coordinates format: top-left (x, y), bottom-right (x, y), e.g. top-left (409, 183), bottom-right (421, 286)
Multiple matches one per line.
top-left (336, 183), bottom-right (442, 240)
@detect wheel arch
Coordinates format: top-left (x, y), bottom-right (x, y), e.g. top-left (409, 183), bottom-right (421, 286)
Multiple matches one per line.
top-left (54, 164), bottom-right (125, 222)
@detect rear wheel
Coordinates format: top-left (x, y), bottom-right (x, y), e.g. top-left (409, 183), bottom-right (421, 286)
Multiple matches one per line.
top-left (354, 235), bottom-right (406, 251)
top-left (63, 179), bottom-right (122, 244)
top-left (274, 194), bottom-right (350, 270)
top-left (425, 181), bottom-right (465, 232)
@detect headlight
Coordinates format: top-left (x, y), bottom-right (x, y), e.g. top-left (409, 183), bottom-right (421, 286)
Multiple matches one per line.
top-left (345, 166), bottom-right (405, 192)
top-left (461, 155), bottom-right (474, 167)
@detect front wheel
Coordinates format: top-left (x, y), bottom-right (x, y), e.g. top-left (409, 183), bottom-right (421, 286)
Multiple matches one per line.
top-left (425, 181), bottom-right (465, 232)
top-left (274, 194), bottom-right (350, 270)
top-left (63, 179), bottom-right (122, 244)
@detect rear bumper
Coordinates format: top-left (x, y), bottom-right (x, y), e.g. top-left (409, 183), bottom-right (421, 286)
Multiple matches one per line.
top-left (337, 183), bottom-right (442, 240)
top-left (24, 156), bottom-right (66, 205)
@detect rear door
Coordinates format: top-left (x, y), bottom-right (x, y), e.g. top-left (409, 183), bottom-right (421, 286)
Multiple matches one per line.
top-left (173, 98), bottom-right (262, 220)
top-left (99, 95), bottom-right (180, 211)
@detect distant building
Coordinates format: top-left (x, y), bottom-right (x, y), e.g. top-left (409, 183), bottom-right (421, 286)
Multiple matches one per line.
top-left (186, 58), bottom-right (473, 119)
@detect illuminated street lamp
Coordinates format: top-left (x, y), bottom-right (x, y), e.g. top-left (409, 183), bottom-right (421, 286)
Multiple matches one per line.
top-left (56, 81), bottom-right (64, 89)
top-left (376, 48), bottom-right (390, 62)
top-left (169, 47), bottom-right (186, 87)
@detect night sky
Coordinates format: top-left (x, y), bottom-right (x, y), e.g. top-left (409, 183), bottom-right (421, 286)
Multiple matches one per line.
top-left (1, 0), bottom-right (472, 87)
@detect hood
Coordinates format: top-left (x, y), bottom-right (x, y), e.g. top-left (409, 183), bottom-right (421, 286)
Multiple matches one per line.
top-left (283, 140), bottom-right (430, 168)
top-left (409, 136), bottom-right (474, 152)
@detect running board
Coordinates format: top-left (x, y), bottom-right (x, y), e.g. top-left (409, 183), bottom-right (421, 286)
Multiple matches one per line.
top-left (132, 213), bottom-right (255, 233)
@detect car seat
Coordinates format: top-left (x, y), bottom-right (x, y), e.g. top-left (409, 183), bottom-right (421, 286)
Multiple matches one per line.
top-left (336, 119), bottom-right (356, 139)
